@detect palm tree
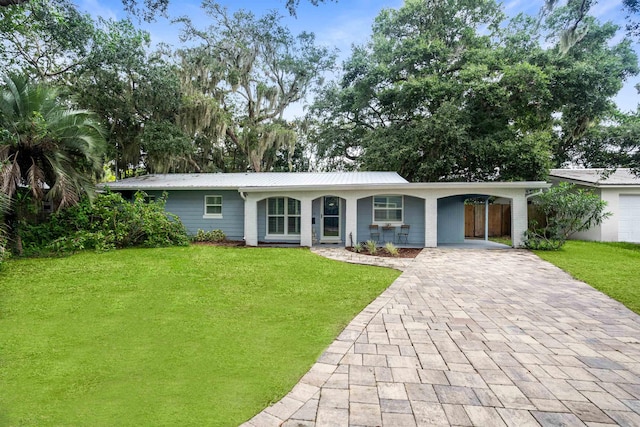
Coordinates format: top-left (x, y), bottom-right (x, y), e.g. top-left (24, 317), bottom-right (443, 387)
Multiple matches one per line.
top-left (0, 74), bottom-right (106, 253)
top-left (0, 74), bottom-right (106, 209)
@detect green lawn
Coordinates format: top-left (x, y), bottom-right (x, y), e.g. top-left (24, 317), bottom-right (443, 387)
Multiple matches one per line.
top-left (535, 241), bottom-right (640, 314)
top-left (0, 246), bottom-right (399, 426)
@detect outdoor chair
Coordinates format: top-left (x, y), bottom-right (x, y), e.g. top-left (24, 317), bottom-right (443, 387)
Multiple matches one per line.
top-left (369, 224), bottom-right (380, 241)
top-left (397, 224), bottom-right (410, 244)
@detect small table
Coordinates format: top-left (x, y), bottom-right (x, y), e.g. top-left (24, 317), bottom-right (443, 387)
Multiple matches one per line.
top-left (381, 225), bottom-right (395, 243)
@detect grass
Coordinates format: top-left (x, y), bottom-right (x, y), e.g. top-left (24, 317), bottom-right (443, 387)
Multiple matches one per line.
top-left (488, 236), bottom-right (512, 246)
top-left (534, 241), bottom-right (640, 314)
top-left (0, 246), bottom-right (399, 426)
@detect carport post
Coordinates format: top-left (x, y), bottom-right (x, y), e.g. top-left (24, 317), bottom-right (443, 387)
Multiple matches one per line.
top-left (244, 194), bottom-right (258, 246)
top-left (485, 197), bottom-right (489, 241)
top-left (300, 198), bottom-right (313, 247)
top-left (345, 197), bottom-right (358, 247)
top-left (425, 197), bottom-right (438, 247)
top-left (511, 194), bottom-right (528, 247)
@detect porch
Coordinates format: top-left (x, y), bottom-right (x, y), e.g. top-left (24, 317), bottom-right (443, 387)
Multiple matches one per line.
top-left (241, 183), bottom-right (533, 249)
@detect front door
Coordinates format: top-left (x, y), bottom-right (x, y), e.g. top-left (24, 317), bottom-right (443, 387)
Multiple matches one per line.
top-left (322, 196), bottom-right (341, 242)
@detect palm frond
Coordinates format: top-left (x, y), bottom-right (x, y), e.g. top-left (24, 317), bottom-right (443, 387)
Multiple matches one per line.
top-left (0, 74), bottom-right (106, 209)
top-left (26, 160), bottom-right (46, 200)
top-left (0, 155), bottom-right (20, 197)
top-left (48, 172), bottom-right (79, 210)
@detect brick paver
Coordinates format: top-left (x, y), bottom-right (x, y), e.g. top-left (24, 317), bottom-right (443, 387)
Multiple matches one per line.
top-left (243, 249), bottom-right (640, 427)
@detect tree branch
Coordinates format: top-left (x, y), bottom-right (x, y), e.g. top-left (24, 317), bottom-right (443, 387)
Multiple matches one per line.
top-left (0, 0), bottom-right (30, 6)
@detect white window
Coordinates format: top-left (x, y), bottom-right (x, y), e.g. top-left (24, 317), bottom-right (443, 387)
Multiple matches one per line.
top-left (267, 197), bottom-right (301, 236)
top-left (204, 195), bottom-right (223, 218)
top-left (373, 195), bottom-right (403, 224)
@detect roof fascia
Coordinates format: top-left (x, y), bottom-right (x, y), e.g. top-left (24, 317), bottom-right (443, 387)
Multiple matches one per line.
top-left (239, 181), bottom-right (551, 192)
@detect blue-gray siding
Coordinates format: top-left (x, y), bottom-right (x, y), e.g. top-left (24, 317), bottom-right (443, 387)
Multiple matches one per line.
top-left (437, 196), bottom-right (465, 244)
top-left (133, 190), bottom-right (466, 246)
top-left (147, 190), bottom-right (245, 240)
top-left (357, 195), bottom-right (425, 245)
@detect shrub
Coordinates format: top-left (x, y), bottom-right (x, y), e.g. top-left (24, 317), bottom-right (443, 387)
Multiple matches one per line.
top-left (353, 242), bottom-right (363, 253)
top-left (524, 183), bottom-right (610, 250)
top-left (365, 240), bottom-right (378, 255)
top-left (0, 193), bottom-right (7, 266)
top-left (385, 242), bottom-right (399, 257)
top-left (20, 191), bottom-right (189, 255)
top-left (192, 229), bottom-right (226, 243)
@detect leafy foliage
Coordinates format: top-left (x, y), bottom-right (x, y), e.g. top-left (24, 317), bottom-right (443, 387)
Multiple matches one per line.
top-left (365, 239), bottom-right (377, 255)
top-left (20, 191), bottom-right (189, 255)
top-left (74, 19), bottom-right (185, 178)
top-left (192, 228), bottom-right (226, 243)
top-left (175, 2), bottom-right (336, 172)
top-left (571, 110), bottom-right (640, 171)
top-left (0, 191), bottom-right (8, 264)
top-left (0, 74), bottom-right (105, 209)
top-left (384, 242), bottom-right (399, 257)
top-left (0, 0), bottom-right (95, 81)
top-left (524, 183), bottom-right (610, 250)
top-left (310, 0), bottom-right (637, 181)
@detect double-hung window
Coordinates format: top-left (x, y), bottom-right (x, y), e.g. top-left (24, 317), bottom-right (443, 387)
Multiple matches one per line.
top-left (373, 195), bottom-right (403, 224)
top-left (204, 195), bottom-right (223, 218)
top-left (267, 197), bottom-right (301, 236)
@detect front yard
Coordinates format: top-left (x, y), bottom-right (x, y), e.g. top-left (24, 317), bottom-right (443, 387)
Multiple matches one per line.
top-left (535, 241), bottom-right (640, 314)
top-left (0, 246), bottom-right (399, 426)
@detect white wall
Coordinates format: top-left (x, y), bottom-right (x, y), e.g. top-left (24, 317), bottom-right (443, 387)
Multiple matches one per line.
top-left (568, 187), bottom-right (640, 242)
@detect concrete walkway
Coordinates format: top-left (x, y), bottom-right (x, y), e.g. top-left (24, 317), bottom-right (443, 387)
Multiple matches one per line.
top-left (243, 249), bottom-right (640, 427)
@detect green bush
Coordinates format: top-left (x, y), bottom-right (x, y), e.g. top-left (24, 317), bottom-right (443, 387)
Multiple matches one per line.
top-left (21, 191), bottom-right (189, 255)
top-left (192, 229), bottom-right (226, 243)
top-left (365, 240), bottom-right (378, 255)
top-left (524, 183), bottom-right (610, 250)
top-left (522, 231), bottom-right (563, 250)
top-left (384, 242), bottom-right (399, 257)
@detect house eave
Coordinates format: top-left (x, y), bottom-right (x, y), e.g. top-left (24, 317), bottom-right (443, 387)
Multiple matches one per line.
top-left (101, 180), bottom-right (550, 193)
top-left (548, 177), bottom-right (640, 189)
top-left (239, 181), bottom-right (551, 193)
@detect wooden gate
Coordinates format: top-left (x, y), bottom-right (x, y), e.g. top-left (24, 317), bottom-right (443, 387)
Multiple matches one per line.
top-left (464, 204), bottom-right (511, 238)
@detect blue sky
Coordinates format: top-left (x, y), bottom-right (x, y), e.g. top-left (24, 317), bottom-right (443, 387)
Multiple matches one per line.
top-left (77, 0), bottom-right (638, 114)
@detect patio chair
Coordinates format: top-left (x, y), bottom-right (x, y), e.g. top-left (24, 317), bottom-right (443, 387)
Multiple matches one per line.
top-left (369, 224), bottom-right (380, 241)
top-left (397, 224), bottom-right (410, 244)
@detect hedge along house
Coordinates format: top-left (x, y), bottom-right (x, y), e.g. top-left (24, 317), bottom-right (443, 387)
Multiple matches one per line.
top-left (549, 168), bottom-right (640, 243)
top-left (103, 172), bottom-right (548, 248)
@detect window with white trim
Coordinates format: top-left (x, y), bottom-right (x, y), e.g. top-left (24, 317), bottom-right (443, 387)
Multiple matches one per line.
top-left (373, 195), bottom-right (403, 224)
top-left (267, 197), bottom-right (301, 236)
top-left (204, 195), bottom-right (223, 218)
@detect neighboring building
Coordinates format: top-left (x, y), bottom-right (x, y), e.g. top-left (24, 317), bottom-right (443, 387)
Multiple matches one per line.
top-left (549, 168), bottom-right (640, 243)
top-left (103, 172), bottom-right (548, 247)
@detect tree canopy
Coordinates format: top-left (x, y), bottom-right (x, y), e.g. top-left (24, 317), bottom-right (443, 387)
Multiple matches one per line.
top-left (310, 0), bottom-right (638, 181)
top-left (0, 0), bottom-right (638, 183)
top-left (175, 1), bottom-right (336, 172)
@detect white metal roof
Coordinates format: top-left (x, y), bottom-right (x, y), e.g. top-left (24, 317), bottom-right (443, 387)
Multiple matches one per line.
top-left (549, 168), bottom-right (640, 187)
top-left (103, 172), bottom-right (408, 190)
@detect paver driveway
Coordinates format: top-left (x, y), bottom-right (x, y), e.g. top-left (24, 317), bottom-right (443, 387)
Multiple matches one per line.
top-left (244, 249), bottom-right (640, 426)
